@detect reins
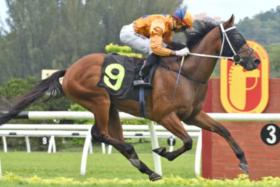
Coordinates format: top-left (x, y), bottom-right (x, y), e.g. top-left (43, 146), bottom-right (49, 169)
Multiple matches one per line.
top-left (188, 52), bottom-right (233, 60)
top-left (172, 24), bottom-right (238, 97)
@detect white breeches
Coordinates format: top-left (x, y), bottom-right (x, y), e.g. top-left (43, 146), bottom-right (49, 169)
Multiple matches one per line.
top-left (119, 24), bottom-right (151, 54)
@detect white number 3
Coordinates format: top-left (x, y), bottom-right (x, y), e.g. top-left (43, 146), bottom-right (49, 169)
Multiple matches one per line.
top-left (266, 125), bottom-right (277, 144)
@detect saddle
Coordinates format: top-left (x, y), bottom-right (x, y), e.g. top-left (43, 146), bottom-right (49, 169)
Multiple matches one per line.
top-left (98, 54), bottom-right (158, 101)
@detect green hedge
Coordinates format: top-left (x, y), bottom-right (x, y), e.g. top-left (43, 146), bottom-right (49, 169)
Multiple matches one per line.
top-left (2, 173), bottom-right (280, 187)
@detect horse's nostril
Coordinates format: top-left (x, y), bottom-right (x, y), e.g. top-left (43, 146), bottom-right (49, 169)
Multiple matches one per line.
top-left (254, 59), bottom-right (261, 65)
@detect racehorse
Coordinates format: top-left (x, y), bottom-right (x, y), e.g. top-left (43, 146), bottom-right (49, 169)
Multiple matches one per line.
top-left (0, 15), bottom-right (260, 181)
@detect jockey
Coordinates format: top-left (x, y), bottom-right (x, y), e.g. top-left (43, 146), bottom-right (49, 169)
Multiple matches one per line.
top-left (120, 5), bottom-right (193, 85)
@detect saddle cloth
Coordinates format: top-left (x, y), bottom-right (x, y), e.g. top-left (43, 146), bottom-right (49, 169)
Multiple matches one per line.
top-left (98, 54), bottom-right (156, 101)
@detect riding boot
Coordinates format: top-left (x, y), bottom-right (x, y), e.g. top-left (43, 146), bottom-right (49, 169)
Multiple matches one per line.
top-left (134, 53), bottom-right (159, 87)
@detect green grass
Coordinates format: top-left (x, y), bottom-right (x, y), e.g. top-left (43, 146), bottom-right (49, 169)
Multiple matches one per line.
top-left (0, 138), bottom-right (197, 178)
top-left (0, 151), bottom-right (195, 179)
top-left (0, 149), bottom-right (196, 187)
top-left (1, 140), bottom-right (280, 187)
top-left (0, 139), bottom-right (197, 186)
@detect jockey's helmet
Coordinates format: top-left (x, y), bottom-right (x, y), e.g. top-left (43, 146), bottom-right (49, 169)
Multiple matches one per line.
top-left (173, 6), bottom-right (193, 28)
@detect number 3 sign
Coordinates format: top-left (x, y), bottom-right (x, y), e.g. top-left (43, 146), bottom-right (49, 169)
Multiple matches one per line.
top-left (260, 124), bottom-right (280, 146)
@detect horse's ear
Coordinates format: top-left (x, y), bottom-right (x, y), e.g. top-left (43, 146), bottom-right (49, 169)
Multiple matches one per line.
top-left (223, 15), bottom-right (235, 28)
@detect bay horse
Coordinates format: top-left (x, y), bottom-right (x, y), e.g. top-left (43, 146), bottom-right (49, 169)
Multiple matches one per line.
top-left (0, 15), bottom-right (260, 181)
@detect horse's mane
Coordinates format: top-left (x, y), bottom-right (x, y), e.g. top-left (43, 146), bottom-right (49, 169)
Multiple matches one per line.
top-left (186, 19), bottom-right (219, 50)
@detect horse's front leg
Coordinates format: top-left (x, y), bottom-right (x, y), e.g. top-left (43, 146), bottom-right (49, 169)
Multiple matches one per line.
top-left (185, 111), bottom-right (249, 174)
top-left (153, 112), bottom-right (193, 161)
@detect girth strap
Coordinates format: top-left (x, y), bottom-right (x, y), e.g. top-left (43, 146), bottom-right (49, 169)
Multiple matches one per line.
top-left (139, 87), bottom-right (146, 117)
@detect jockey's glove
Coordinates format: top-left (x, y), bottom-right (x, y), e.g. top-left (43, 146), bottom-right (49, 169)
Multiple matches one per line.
top-left (174, 47), bottom-right (190, 56)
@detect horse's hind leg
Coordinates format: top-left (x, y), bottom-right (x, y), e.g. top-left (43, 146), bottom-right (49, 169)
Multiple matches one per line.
top-left (107, 105), bottom-right (124, 141)
top-left (90, 102), bottom-right (161, 181)
top-left (153, 112), bottom-right (193, 161)
top-left (186, 111), bottom-right (249, 174)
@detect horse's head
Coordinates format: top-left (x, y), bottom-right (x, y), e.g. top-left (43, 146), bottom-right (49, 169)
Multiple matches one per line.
top-left (220, 15), bottom-right (260, 71)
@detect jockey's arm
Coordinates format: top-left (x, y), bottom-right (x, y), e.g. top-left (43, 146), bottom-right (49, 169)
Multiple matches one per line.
top-left (150, 20), bottom-right (174, 56)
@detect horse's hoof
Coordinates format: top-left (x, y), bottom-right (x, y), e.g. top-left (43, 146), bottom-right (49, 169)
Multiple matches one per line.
top-left (166, 153), bottom-right (176, 161)
top-left (153, 147), bottom-right (166, 156)
top-left (239, 163), bottom-right (249, 174)
top-left (149, 173), bottom-right (162, 181)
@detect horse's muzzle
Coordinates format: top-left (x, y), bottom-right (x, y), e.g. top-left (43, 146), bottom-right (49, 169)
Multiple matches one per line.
top-left (240, 57), bottom-right (260, 71)
top-left (254, 58), bottom-right (261, 66)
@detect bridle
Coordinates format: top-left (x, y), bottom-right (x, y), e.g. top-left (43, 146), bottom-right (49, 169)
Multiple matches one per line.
top-left (173, 23), bottom-right (246, 90)
top-left (188, 23), bottom-right (241, 62)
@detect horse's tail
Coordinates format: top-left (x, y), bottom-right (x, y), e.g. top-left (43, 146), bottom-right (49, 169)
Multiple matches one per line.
top-left (0, 69), bottom-right (66, 125)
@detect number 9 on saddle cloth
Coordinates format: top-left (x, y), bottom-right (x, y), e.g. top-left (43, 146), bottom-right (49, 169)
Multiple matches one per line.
top-left (97, 54), bottom-right (158, 102)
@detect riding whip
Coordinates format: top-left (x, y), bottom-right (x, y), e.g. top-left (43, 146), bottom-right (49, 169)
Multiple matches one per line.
top-left (172, 56), bottom-right (185, 98)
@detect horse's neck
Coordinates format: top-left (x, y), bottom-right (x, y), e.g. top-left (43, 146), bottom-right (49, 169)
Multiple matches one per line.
top-left (183, 31), bottom-right (220, 83)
